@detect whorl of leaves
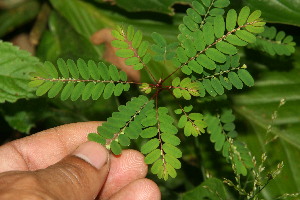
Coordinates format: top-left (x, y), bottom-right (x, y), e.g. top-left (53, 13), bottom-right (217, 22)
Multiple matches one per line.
top-left (141, 107), bottom-right (182, 180)
top-left (249, 26), bottom-right (296, 56)
top-left (29, 58), bottom-right (130, 101)
top-left (205, 109), bottom-right (254, 176)
top-left (88, 95), bottom-right (154, 155)
top-left (112, 25), bottom-right (151, 70)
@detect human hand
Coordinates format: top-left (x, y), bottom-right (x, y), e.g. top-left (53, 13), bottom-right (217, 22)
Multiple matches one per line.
top-left (0, 122), bottom-right (161, 200)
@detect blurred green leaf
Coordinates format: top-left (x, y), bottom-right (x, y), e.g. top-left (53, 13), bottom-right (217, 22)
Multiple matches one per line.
top-left (245, 0), bottom-right (300, 26)
top-left (0, 41), bottom-right (40, 103)
top-left (179, 178), bottom-right (227, 200)
top-left (106, 0), bottom-right (193, 15)
top-left (37, 12), bottom-right (99, 62)
top-left (0, 0), bottom-right (40, 37)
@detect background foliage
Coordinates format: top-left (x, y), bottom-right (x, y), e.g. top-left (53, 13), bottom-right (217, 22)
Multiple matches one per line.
top-left (0, 0), bottom-right (299, 199)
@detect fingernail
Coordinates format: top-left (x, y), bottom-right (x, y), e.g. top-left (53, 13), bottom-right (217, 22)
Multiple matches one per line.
top-left (73, 141), bottom-right (108, 170)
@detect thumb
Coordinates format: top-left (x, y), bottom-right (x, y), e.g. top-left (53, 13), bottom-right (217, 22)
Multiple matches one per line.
top-left (36, 141), bottom-right (110, 200)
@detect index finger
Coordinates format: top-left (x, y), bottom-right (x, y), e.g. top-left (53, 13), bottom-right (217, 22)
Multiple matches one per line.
top-left (0, 121), bottom-right (101, 172)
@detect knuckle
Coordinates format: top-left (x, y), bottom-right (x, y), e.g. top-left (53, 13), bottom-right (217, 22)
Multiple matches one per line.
top-left (54, 162), bottom-right (88, 193)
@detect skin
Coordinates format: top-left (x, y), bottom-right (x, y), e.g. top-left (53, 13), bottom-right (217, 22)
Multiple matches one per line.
top-left (0, 122), bottom-right (161, 200)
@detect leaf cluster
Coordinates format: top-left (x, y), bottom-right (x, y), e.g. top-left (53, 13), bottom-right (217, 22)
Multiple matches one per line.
top-left (249, 26), bottom-right (296, 56)
top-left (170, 2), bottom-right (265, 101)
top-left (29, 58), bottom-right (130, 101)
top-left (176, 105), bottom-right (207, 137)
top-left (112, 25), bottom-right (151, 70)
top-left (88, 95), bottom-right (154, 154)
top-left (141, 107), bottom-right (181, 180)
top-left (205, 109), bottom-right (254, 176)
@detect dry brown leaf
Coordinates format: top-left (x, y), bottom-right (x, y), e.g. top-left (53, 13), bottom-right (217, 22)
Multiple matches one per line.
top-left (91, 28), bottom-right (140, 82)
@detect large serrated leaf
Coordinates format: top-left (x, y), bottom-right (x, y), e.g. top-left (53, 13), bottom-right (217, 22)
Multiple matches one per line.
top-left (0, 41), bottom-right (40, 103)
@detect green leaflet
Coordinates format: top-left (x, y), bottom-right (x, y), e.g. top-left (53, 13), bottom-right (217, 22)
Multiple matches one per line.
top-left (226, 9), bottom-right (237, 31)
top-left (29, 59), bottom-right (129, 100)
top-left (67, 59), bottom-right (79, 79)
top-left (36, 81), bottom-right (53, 96)
top-left (88, 133), bottom-right (106, 145)
top-left (247, 10), bottom-right (262, 23)
top-left (110, 141), bottom-right (122, 155)
top-left (44, 61), bottom-right (58, 79)
top-left (197, 54), bottom-right (216, 70)
top-left (187, 8), bottom-right (202, 24)
top-left (145, 149), bottom-right (161, 164)
top-left (165, 154), bottom-right (181, 169)
top-left (228, 72), bottom-right (243, 89)
top-left (141, 127), bottom-right (157, 138)
top-left (214, 0), bottom-right (230, 8)
top-left (236, 30), bottom-right (256, 43)
top-left (238, 6), bottom-right (251, 27)
top-left (216, 41), bottom-right (237, 55)
top-left (116, 49), bottom-right (134, 58)
top-left (203, 22), bottom-right (214, 45)
top-left (205, 48), bottom-right (226, 63)
top-left (214, 15), bottom-right (225, 38)
top-left (141, 138), bottom-right (160, 154)
top-left (118, 134), bottom-right (130, 146)
top-left (57, 58), bottom-right (69, 79)
top-left (203, 79), bottom-right (217, 97)
top-left (61, 82), bottom-right (74, 101)
top-left (77, 58), bottom-right (90, 80)
top-left (82, 82), bottom-right (95, 100)
top-left (226, 35), bottom-right (248, 46)
top-left (238, 68), bottom-right (254, 87)
top-left (70, 82), bottom-right (85, 101)
top-left (192, 1), bottom-right (206, 15)
top-left (211, 78), bottom-right (224, 95)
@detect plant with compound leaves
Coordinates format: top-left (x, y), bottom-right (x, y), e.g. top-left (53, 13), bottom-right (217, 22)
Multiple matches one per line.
top-left (29, 0), bottom-right (295, 182)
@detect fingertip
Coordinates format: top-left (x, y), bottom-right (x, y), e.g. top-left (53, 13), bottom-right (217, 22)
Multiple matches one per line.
top-left (108, 178), bottom-right (161, 200)
top-left (91, 28), bottom-right (113, 45)
top-left (99, 150), bottom-right (148, 199)
top-left (73, 141), bottom-right (109, 170)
